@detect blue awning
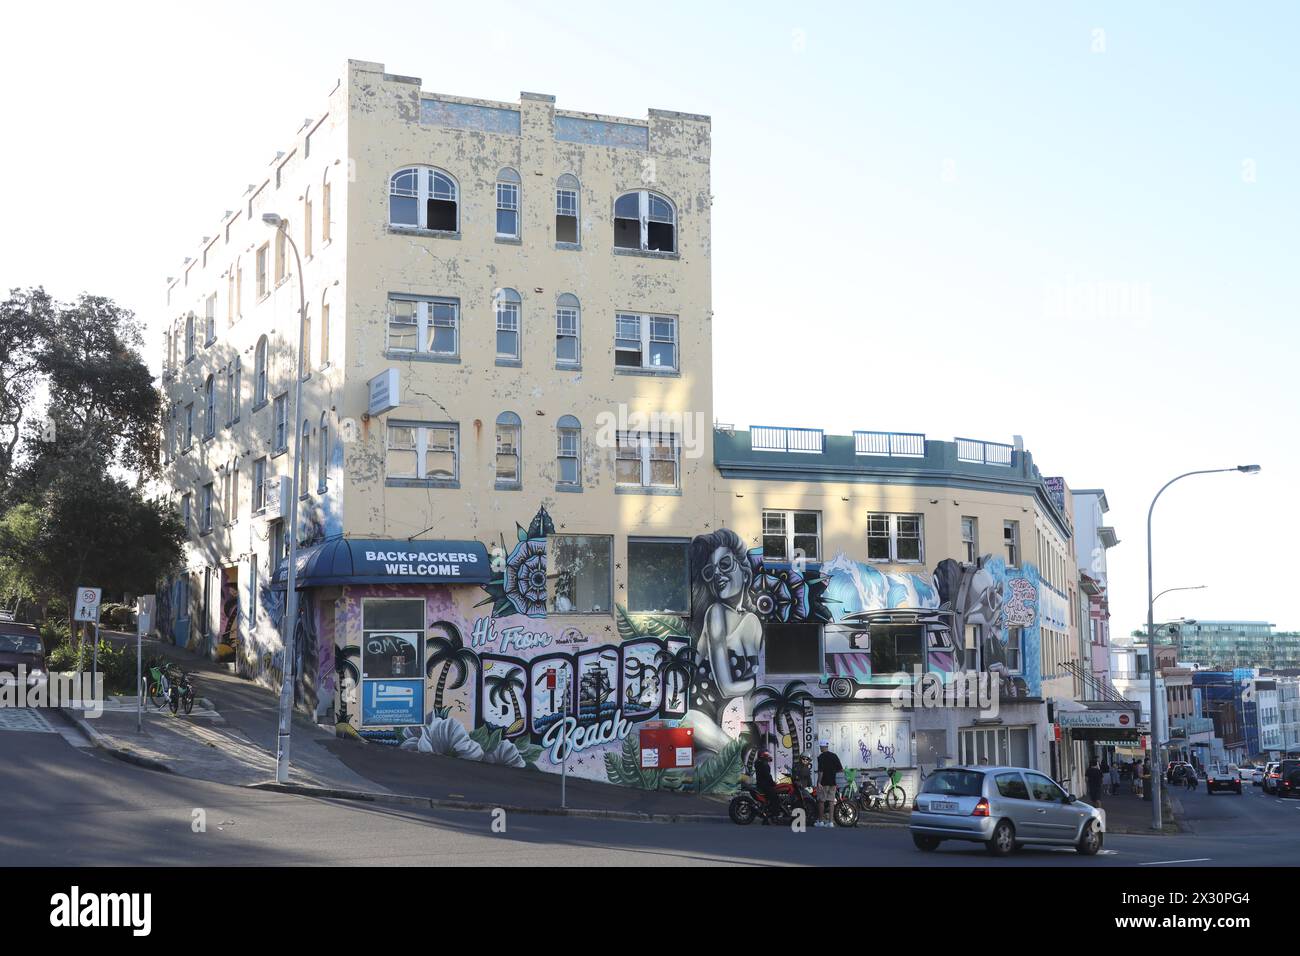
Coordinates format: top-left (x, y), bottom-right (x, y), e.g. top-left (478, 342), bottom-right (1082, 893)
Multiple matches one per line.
top-left (271, 537), bottom-right (492, 589)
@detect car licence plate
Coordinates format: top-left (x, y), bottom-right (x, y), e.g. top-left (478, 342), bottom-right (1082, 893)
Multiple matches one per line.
top-left (930, 800), bottom-right (958, 812)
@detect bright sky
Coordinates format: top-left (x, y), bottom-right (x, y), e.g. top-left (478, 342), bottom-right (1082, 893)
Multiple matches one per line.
top-left (2, 1), bottom-right (1295, 633)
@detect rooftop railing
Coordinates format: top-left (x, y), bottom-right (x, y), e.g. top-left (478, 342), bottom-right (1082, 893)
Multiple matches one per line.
top-left (955, 437), bottom-right (1014, 467)
top-left (854, 430), bottom-right (926, 458)
top-left (751, 426), bottom-right (824, 454)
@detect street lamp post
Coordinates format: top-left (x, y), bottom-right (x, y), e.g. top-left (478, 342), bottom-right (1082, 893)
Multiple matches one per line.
top-left (1147, 465), bottom-right (1259, 829)
top-left (262, 213), bottom-right (307, 785)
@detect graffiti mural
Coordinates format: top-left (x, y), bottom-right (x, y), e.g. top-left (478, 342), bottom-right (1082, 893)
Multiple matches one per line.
top-left (326, 506), bottom-right (1043, 794)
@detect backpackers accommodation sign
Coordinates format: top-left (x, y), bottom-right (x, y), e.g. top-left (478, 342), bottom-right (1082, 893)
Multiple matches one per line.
top-left (362, 547), bottom-right (482, 578)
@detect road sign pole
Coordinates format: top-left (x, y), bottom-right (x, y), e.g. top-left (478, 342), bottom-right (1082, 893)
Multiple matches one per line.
top-left (92, 623), bottom-right (99, 682)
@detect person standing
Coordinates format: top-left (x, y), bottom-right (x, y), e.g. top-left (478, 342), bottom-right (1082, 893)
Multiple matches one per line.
top-left (1108, 758), bottom-right (1120, 796)
top-left (1099, 756), bottom-right (1111, 794)
top-left (815, 740), bottom-right (843, 828)
top-left (1085, 757), bottom-right (1104, 806)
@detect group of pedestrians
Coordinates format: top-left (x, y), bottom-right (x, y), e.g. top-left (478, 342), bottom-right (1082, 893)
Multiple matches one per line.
top-left (752, 739), bottom-right (846, 827)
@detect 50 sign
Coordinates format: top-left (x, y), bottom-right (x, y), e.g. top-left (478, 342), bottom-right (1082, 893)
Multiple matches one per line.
top-left (74, 587), bottom-right (102, 623)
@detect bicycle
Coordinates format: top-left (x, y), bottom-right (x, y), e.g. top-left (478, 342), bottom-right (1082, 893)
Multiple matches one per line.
top-left (856, 767), bottom-right (907, 810)
top-left (144, 660), bottom-right (195, 715)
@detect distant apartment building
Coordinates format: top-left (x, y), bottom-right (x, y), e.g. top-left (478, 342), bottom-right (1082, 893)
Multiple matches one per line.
top-left (1070, 488), bottom-right (1119, 689)
top-left (1171, 621), bottom-right (1300, 670)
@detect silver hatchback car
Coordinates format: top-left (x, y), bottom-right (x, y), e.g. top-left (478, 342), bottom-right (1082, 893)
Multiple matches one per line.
top-left (910, 766), bottom-right (1105, 856)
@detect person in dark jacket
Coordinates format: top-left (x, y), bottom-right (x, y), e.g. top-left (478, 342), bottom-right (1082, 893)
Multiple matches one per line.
top-left (1085, 758), bottom-right (1104, 805)
top-left (754, 750), bottom-right (780, 824)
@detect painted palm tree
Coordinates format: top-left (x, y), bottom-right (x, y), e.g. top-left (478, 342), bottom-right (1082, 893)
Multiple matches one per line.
top-left (751, 680), bottom-right (814, 758)
top-left (485, 666), bottom-right (526, 736)
top-left (425, 623), bottom-right (478, 713)
top-left (655, 645), bottom-right (697, 712)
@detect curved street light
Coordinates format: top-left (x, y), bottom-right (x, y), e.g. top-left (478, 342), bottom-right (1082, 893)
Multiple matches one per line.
top-left (1147, 465), bottom-right (1259, 830)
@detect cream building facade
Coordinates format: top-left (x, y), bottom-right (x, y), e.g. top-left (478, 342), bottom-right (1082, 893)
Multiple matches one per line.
top-left (156, 59), bottom-right (1094, 795)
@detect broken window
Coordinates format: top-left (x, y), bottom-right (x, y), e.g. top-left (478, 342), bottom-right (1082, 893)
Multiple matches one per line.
top-left (556, 174), bottom-right (579, 243)
top-left (389, 166), bottom-right (459, 232)
top-left (613, 190), bottom-right (676, 253)
top-left (496, 168), bottom-right (520, 237)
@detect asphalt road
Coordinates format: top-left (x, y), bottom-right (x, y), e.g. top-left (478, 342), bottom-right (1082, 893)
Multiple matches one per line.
top-left (2, 715), bottom-right (1297, 867)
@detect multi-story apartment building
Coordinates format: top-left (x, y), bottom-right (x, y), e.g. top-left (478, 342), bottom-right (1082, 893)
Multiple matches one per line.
top-left (154, 59), bottom-right (1099, 795)
top-left (1171, 621), bottom-right (1300, 670)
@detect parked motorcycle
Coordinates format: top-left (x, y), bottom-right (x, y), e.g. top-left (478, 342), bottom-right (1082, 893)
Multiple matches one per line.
top-left (729, 770), bottom-right (819, 826)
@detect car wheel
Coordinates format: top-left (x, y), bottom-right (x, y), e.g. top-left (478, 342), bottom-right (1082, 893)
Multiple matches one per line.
top-left (1076, 821), bottom-right (1103, 856)
top-left (912, 834), bottom-right (941, 852)
top-left (828, 677), bottom-right (855, 700)
top-left (985, 820), bottom-right (1015, 857)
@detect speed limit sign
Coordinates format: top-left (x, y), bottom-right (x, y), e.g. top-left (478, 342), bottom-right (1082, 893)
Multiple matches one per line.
top-left (74, 586), bottom-right (102, 623)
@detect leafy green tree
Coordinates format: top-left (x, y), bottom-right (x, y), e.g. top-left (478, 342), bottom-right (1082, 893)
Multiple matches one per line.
top-left (0, 288), bottom-right (54, 498)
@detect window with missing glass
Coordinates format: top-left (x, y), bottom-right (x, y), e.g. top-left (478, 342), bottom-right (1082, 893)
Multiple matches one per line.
top-left (761, 509), bottom-right (821, 562)
top-left (866, 512), bottom-right (924, 563)
top-left (548, 535), bottom-right (612, 614)
top-left (627, 538), bottom-right (690, 614)
top-left (386, 422), bottom-right (458, 483)
top-left (764, 623), bottom-right (822, 675)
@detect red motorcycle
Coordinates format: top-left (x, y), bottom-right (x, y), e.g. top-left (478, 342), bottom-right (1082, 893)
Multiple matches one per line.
top-left (729, 756), bottom-right (819, 826)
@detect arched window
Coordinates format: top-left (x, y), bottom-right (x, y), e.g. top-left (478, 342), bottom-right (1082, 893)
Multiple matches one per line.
top-left (318, 411), bottom-right (329, 493)
top-left (225, 357), bottom-right (240, 426)
top-left (495, 288), bottom-right (521, 362)
top-left (614, 190), bottom-right (676, 252)
top-left (203, 375), bottom-right (215, 438)
top-left (299, 419), bottom-right (312, 496)
top-left (556, 293), bottom-right (580, 367)
top-left (254, 336), bottom-right (268, 406)
top-left (555, 174), bottom-right (579, 244)
top-left (495, 411), bottom-right (521, 486)
top-left (556, 415), bottom-right (581, 488)
top-left (496, 167), bottom-right (520, 238)
top-left (389, 166), bottom-right (458, 231)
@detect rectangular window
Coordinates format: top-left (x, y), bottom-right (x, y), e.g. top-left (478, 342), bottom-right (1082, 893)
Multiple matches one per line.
top-left (961, 516), bottom-right (978, 563)
top-left (764, 622), bottom-right (822, 675)
top-left (496, 298), bottom-right (520, 360)
top-left (303, 200), bottom-right (313, 258)
top-left (555, 188), bottom-right (578, 243)
top-left (360, 598), bottom-right (426, 726)
top-left (320, 303), bottom-right (330, 365)
top-left (556, 306), bottom-right (579, 365)
top-left (201, 483), bottom-right (214, 532)
top-left (256, 243), bottom-right (269, 298)
top-left (228, 466), bottom-right (239, 525)
top-left (627, 538), bottom-right (689, 614)
top-left (614, 312), bottom-right (677, 371)
top-left (548, 535), bottom-right (613, 614)
top-left (184, 404), bottom-right (194, 448)
top-left (252, 457), bottom-right (267, 511)
top-left (761, 509), bottom-right (821, 563)
top-left (557, 425), bottom-right (580, 487)
top-left (272, 394), bottom-right (288, 452)
top-left (386, 422), bottom-right (458, 482)
top-left (181, 493), bottom-right (191, 529)
top-left (1006, 626), bottom-right (1022, 673)
top-left (495, 421), bottom-right (520, 484)
top-left (321, 182), bottom-right (331, 244)
top-left (496, 182), bottom-right (519, 237)
top-left (274, 226), bottom-right (288, 284)
top-left (866, 513), bottom-right (924, 563)
top-left (271, 520), bottom-right (286, 567)
top-left (386, 296), bottom-right (460, 356)
top-left (870, 623), bottom-right (925, 673)
top-left (1004, 520), bottom-right (1020, 567)
top-left (615, 430), bottom-right (680, 490)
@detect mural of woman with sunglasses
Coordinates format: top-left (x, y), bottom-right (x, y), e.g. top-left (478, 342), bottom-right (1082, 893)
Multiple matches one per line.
top-left (685, 529), bottom-right (762, 755)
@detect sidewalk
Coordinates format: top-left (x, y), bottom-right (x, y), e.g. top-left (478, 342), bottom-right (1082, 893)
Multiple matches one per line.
top-left (1089, 780), bottom-right (1182, 835)
top-left (85, 631), bottom-right (734, 822)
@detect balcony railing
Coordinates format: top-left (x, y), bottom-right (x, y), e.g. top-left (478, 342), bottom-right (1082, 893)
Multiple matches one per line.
top-left (751, 426), bottom-right (823, 454)
top-left (955, 437), bottom-right (1014, 466)
top-left (854, 430), bottom-right (926, 458)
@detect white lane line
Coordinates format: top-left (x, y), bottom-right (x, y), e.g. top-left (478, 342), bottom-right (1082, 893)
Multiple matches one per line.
top-left (1139, 858), bottom-right (1211, 866)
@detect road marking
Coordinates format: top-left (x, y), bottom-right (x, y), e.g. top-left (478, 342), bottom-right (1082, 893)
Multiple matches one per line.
top-left (1139, 858), bottom-right (1211, 866)
top-left (0, 707), bottom-right (56, 733)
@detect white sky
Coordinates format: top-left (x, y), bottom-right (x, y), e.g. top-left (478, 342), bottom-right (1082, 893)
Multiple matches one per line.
top-left (1, 1), bottom-right (1294, 632)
